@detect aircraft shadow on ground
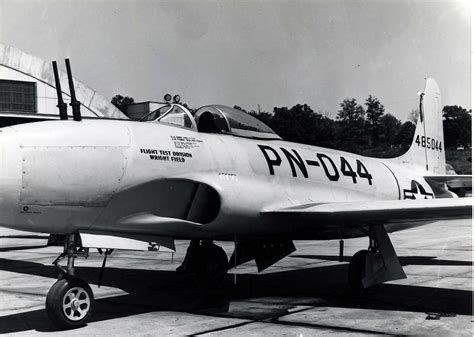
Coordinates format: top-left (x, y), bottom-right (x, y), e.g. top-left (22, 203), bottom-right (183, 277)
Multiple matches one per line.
top-left (0, 256), bottom-right (471, 333)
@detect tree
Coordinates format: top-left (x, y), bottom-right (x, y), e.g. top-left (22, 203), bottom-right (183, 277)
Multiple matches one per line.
top-left (249, 104), bottom-right (338, 149)
top-left (338, 98), bottom-right (365, 124)
top-left (442, 105), bottom-right (471, 149)
top-left (378, 114), bottom-right (402, 146)
top-left (365, 95), bottom-right (385, 146)
top-left (111, 95), bottom-right (135, 114)
top-left (271, 104), bottom-right (321, 145)
top-left (395, 121), bottom-right (416, 150)
top-left (337, 98), bottom-right (367, 151)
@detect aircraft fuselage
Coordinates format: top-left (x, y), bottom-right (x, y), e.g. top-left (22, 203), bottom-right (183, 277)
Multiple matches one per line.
top-left (0, 119), bottom-right (443, 239)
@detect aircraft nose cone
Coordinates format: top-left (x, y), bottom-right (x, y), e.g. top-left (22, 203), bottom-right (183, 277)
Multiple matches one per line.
top-left (0, 128), bottom-right (21, 228)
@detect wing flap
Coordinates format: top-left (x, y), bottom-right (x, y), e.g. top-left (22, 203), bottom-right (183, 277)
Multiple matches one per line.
top-left (79, 232), bottom-right (175, 252)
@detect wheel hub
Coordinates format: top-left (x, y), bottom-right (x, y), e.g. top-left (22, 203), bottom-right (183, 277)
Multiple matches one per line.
top-left (62, 286), bottom-right (90, 321)
top-left (70, 299), bottom-right (79, 310)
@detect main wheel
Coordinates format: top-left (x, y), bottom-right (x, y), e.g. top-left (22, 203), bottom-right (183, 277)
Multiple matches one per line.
top-left (203, 244), bottom-right (228, 279)
top-left (45, 276), bottom-right (94, 329)
top-left (194, 242), bottom-right (228, 285)
top-left (348, 249), bottom-right (368, 291)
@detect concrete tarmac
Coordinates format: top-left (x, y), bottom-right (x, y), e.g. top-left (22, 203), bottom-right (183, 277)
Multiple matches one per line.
top-left (0, 219), bottom-right (471, 336)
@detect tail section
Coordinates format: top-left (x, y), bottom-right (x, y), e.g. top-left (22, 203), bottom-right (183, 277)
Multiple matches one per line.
top-left (390, 78), bottom-right (446, 174)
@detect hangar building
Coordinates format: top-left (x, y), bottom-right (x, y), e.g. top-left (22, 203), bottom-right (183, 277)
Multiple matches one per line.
top-left (0, 43), bottom-right (127, 126)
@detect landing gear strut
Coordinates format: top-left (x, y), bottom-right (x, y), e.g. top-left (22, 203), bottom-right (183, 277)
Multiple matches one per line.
top-left (46, 233), bottom-right (93, 329)
top-left (348, 225), bottom-right (406, 291)
top-left (177, 240), bottom-right (228, 282)
top-left (348, 236), bottom-right (378, 291)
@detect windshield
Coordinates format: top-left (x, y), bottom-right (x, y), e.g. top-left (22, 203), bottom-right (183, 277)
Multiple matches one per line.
top-left (158, 105), bottom-right (194, 129)
top-left (139, 104), bottom-right (196, 130)
top-left (140, 105), bottom-right (171, 122)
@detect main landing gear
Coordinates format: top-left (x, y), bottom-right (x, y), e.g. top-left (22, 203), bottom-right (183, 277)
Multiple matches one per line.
top-left (348, 249), bottom-right (369, 291)
top-left (176, 240), bottom-right (228, 282)
top-left (46, 233), bottom-right (93, 329)
top-left (348, 235), bottom-right (380, 291)
top-left (347, 225), bottom-right (406, 292)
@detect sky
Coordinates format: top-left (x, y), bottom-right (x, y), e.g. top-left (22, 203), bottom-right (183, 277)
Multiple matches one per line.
top-left (0, 0), bottom-right (471, 121)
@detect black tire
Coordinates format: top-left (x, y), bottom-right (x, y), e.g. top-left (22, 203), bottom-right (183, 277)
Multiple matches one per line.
top-left (203, 244), bottom-right (228, 278)
top-left (195, 243), bottom-right (228, 285)
top-left (348, 249), bottom-right (368, 291)
top-left (45, 276), bottom-right (94, 329)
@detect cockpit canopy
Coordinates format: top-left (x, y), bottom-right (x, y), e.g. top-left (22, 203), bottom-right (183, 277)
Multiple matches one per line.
top-left (140, 103), bottom-right (281, 140)
top-left (194, 105), bottom-right (280, 140)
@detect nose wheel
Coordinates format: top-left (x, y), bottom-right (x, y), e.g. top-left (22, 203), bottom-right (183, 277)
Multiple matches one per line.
top-left (46, 276), bottom-right (94, 329)
top-left (46, 233), bottom-right (94, 329)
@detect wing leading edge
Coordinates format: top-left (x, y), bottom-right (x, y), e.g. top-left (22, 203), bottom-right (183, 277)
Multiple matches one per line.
top-left (262, 198), bottom-right (472, 229)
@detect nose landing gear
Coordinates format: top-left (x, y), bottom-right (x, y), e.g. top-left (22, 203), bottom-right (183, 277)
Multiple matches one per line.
top-left (46, 233), bottom-right (93, 329)
top-left (46, 276), bottom-right (93, 329)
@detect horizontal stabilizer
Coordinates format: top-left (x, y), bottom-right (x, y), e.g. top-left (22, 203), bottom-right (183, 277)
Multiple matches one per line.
top-left (263, 198), bottom-right (472, 228)
top-left (424, 175), bottom-right (472, 189)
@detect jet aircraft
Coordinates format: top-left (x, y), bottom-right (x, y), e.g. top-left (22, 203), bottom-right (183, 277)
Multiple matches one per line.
top-left (0, 60), bottom-right (471, 329)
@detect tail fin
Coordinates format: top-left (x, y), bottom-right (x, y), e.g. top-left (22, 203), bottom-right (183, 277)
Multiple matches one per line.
top-left (390, 78), bottom-right (446, 174)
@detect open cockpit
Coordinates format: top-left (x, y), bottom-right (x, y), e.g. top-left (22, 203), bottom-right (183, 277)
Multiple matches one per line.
top-left (140, 99), bottom-right (281, 140)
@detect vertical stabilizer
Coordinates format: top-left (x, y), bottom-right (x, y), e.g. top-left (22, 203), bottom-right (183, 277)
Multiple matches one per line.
top-left (389, 78), bottom-right (446, 174)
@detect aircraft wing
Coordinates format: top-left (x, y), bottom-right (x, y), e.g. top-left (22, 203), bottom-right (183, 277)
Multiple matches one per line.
top-left (424, 175), bottom-right (472, 189)
top-left (262, 198), bottom-right (472, 229)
